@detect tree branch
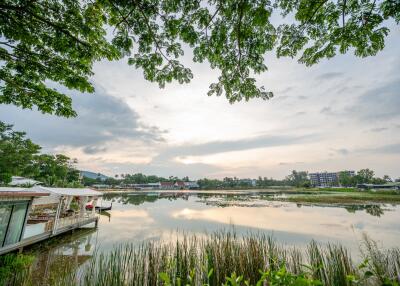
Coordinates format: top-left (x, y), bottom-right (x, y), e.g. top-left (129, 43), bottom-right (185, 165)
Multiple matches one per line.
top-left (202, 6), bottom-right (221, 32)
top-left (237, 1), bottom-right (243, 76)
top-left (109, 0), bottom-right (136, 31)
top-left (133, 1), bottom-right (172, 64)
top-left (342, 0), bottom-right (346, 28)
top-left (299, 0), bottom-right (328, 33)
top-left (364, 0), bottom-right (377, 25)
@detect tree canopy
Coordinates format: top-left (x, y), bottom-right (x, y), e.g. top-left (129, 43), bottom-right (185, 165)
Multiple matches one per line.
top-left (0, 122), bottom-right (40, 183)
top-left (1, 0), bottom-right (398, 116)
top-left (285, 170), bottom-right (310, 187)
top-left (338, 168), bottom-right (389, 186)
top-left (0, 122), bottom-right (80, 186)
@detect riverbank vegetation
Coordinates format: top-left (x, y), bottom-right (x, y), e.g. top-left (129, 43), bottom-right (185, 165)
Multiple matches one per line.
top-left (0, 253), bottom-right (34, 286)
top-left (0, 122), bottom-right (80, 187)
top-left (2, 232), bottom-right (400, 286)
top-left (276, 192), bottom-right (400, 204)
top-left (268, 187), bottom-right (400, 204)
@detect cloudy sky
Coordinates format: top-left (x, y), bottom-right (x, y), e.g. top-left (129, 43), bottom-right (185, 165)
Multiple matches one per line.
top-left (1, 25), bottom-right (399, 180)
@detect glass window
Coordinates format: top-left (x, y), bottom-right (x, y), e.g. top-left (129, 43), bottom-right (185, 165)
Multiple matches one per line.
top-left (4, 202), bottom-right (29, 246)
top-left (0, 204), bottom-right (13, 246)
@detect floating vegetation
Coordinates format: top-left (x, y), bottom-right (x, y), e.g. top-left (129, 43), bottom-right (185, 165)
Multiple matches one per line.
top-left (196, 194), bottom-right (394, 217)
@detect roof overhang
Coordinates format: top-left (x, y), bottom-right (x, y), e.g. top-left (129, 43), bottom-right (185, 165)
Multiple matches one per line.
top-left (33, 186), bottom-right (103, 197)
top-left (0, 187), bottom-right (50, 198)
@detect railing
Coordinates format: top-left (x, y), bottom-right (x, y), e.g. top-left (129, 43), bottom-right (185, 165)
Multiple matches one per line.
top-left (56, 212), bottom-right (96, 230)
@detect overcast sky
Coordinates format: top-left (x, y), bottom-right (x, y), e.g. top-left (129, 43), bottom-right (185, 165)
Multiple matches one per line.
top-left (1, 25), bottom-right (399, 180)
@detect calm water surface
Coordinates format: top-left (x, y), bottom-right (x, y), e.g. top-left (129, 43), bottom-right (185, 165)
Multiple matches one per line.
top-left (26, 191), bottom-right (400, 281)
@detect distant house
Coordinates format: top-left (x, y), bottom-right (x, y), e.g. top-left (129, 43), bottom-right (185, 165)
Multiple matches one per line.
top-left (129, 183), bottom-right (161, 190)
top-left (160, 182), bottom-right (175, 190)
top-left (9, 176), bottom-right (42, 186)
top-left (357, 183), bottom-right (400, 191)
top-left (174, 181), bottom-right (185, 190)
top-left (91, 184), bottom-right (110, 189)
top-left (184, 181), bottom-right (200, 189)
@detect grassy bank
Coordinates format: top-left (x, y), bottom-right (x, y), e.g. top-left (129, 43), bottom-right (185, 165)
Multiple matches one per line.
top-left (273, 192), bottom-right (400, 204)
top-left (282, 195), bottom-right (400, 204)
top-left (297, 187), bottom-right (400, 194)
top-left (3, 232), bottom-right (400, 286)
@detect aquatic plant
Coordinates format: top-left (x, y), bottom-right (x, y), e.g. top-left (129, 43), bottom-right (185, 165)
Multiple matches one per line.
top-left (0, 253), bottom-right (34, 286)
top-left (9, 232), bottom-right (400, 286)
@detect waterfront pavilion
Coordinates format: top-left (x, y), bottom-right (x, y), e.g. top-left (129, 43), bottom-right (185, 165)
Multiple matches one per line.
top-left (26, 186), bottom-right (102, 236)
top-left (0, 186), bottom-right (102, 255)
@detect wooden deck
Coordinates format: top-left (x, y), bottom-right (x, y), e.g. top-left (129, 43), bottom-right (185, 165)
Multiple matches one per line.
top-left (0, 216), bottom-right (98, 255)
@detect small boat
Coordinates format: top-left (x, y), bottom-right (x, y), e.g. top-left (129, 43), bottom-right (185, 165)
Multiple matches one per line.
top-left (95, 203), bottom-right (112, 211)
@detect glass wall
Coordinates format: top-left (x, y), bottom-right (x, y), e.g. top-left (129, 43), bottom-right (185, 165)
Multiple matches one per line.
top-left (0, 201), bottom-right (29, 247)
top-left (0, 204), bottom-right (13, 246)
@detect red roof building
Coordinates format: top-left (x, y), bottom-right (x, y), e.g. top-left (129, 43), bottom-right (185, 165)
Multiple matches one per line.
top-left (174, 181), bottom-right (185, 189)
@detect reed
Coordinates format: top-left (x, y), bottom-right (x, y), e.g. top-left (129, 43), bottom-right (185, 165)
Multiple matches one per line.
top-left (77, 232), bottom-right (400, 286)
top-left (2, 232), bottom-right (400, 286)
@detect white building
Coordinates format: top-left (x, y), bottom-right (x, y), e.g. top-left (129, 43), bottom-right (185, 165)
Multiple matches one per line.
top-left (9, 176), bottom-right (42, 186)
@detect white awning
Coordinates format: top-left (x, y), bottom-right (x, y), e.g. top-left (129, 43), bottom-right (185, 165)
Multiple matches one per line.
top-left (32, 186), bottom-right (103, 197)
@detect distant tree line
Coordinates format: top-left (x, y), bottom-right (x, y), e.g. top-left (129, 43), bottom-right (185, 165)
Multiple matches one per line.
top-left (197, 171), bottom-right (310, 189)
top-left (338, 169), bottom-right (392, 187)
top-left (196, 178), bottom-right (253, 190)
top-left (0, 122), bottom-right (80, 187)
top-left (82, 169), bottom-right (398, 189)
top-left (197, 169), bottom-right (396, 190)
top-left (82, 173), bottom-right (191, 187)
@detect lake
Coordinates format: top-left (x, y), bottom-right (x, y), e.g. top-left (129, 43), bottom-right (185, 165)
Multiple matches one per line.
top-left (25, 191), bottom-right (400, 283)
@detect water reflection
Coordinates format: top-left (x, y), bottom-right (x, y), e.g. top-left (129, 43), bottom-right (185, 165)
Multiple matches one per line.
top-left (344, 204), bottom-right (385, 217)
top-left (99, 210), bottom-right (111, 222)
top-left (103, 192), bottom-right (189, 205)
top-left (104, 192), bottom-right (394, 217)
top-left (97, 194), bottom-right (400, 249)
top-left (27, 228), bottom-right (96, 284)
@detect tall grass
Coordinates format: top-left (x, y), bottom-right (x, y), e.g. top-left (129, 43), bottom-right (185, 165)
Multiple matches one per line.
top-left (2, 232), bottom-right (400, 286)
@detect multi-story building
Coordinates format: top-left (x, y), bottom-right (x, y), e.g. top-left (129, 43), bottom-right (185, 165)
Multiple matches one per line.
top-left (309, 171), bottom-right (355, 187)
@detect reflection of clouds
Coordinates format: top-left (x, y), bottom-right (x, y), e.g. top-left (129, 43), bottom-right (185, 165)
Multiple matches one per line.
top-left (171, 205), bottom-right (400, 243)
top-left (111, 209), bottom-right (154, 222)
top-left (95, 209), bottom-right (156, 248)
top-left (353, 222), bottom-right (365, 230)
top-left (319, 223), bottom-right (346, 229)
